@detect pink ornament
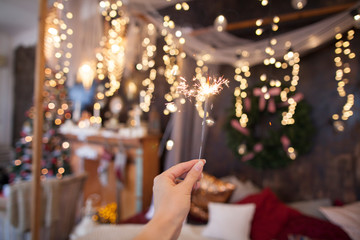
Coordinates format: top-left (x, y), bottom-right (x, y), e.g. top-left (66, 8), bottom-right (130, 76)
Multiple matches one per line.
top-left (281, 135), bottom-right (291, 151)
top-left (242, 153), bottom-right (255, 162)
top-left (253, 87), bottom-right (281, 112)
top-left (231, 119), bottom-right (250, 136)
top-left (244, 97), bottom-right (251, 112)
top-left (254, 143), bottom-right (263, 152)
top-left (268, 98), bottom-right (276, 113)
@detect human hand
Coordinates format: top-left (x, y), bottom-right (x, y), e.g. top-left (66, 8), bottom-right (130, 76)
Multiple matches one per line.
top-left (152, 159), bottom-right (205, 224)
top-left (135, 159), bottom-right (205, 240)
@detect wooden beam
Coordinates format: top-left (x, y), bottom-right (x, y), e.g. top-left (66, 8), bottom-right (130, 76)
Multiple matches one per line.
top-left (191, 2), bottom-right (356, 36)
top-left (31, 0), bottom-right (47, 239)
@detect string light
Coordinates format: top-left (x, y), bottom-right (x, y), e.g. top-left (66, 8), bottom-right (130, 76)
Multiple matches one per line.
top-left (280, 46), bottom-right (301, 126)
top-left (161, 15), bottom-right (186, 115)
top-left (234, 59), bottom-right (250, 127)
top-left (138, 23), bottom-right (157, 113)
top-left (31, 0), bottom-right (74, 180)
top-left (97, 0), bottom-right (129, 97)
top-left (214, 15), bottom-right (227, 32)
top-left (332, 29), bottom-right (356, 127)
top-left (44, 1), bottom-right (73, 126)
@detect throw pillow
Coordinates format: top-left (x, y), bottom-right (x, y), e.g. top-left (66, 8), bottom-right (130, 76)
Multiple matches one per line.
top-left (190, 172), bottom-right (235, 221)
top-left (202, 202), bottom-right (255, 240)
top-left (320, 202), bottom-right (360, 240)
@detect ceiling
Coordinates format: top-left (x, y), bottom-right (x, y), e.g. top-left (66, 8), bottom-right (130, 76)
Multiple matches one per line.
top-left (0, 0), bottom-right (357, 39)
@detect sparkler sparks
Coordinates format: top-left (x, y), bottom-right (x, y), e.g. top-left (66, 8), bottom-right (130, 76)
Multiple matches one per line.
top-left (178, 76), bottom-right (229, 101)
top-left (177, 75), bottom-right (229, 159)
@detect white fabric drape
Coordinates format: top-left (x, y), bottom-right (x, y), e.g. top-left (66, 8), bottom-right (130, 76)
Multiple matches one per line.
top-left (138, 2), bottom-right (359, 67)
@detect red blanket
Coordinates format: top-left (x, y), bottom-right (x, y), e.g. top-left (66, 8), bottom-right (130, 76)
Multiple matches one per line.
top-left (237, 188), bottom-right (351, 240)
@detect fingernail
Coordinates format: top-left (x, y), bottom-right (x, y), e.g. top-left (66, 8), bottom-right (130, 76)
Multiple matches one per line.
top-left (194, 160), bottom-right (204, 171)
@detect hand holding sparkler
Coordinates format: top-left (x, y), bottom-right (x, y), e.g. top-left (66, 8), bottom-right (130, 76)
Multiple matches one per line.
top-left (177, 76), bottom-right (229, 159)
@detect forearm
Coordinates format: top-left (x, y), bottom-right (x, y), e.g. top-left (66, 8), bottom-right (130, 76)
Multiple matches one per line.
top-left (134, 215), bottom-right (181, 240)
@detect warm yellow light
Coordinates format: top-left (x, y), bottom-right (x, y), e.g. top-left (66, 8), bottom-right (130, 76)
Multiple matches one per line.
top-left (182, 2), bottom-right (190, 10)
top-left (255, 28), bottom-right (263, 35)
top-left (57, 109), bottom-right (64, 115)
top-left (94, 103), bottom-right (101, 110)
top-left (272, 24), bottom-right (278, 31)
top-left (48, 27), bottom-right (58, 35)
top-left (58, 167), bottom-right (65, 174)
top-left (15, 159), bottom-right (22, 166)
top-left (55, 119), bottom-right (62, 125)
top-left (273, 16), bottom-right (280, 23)
top-left (48, 102), bottom-right (55, 109)
top-left (62, 141), bottom-right (70, 149)
top-left (78, 62), bottom-right (95, 90)
top-left (256, 19), bottom-right (263, 26)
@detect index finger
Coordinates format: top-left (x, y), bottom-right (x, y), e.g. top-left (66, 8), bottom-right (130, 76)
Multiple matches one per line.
top-left (163, 159), bottom-right (205, 180)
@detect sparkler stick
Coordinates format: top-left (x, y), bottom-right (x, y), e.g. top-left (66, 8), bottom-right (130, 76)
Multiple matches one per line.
top-left (198, 97), bottom-right (208, 159)
top-left (177, 76), bottom-right (229, 159)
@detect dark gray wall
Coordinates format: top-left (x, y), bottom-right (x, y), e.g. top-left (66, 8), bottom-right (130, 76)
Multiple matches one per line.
top-left (202, 34), bottom-right (360, 203)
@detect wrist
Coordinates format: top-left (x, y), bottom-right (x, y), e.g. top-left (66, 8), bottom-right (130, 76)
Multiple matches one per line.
top-left (149, 214), bottom-right (181, 239)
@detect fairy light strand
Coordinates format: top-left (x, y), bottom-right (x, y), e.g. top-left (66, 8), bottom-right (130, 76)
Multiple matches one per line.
top-left (332, 29), bottom-right (356, 126)
top-left (234, 59), bottom-right (250, 127)
top-left (162, 15), bottom-right (186, 115)
top-left (139, 23), bottom-right (157, 113)
top-left (97, 0), bottom-right (129, 97)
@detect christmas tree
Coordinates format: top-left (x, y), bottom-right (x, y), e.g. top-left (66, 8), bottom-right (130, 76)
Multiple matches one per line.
top-left (10, 69), bottom-right (72, 182)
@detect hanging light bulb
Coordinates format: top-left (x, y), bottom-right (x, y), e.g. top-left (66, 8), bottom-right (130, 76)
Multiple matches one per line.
top-left (292, 0), bottom-right (307, 10)
top-left (214, 15), bottom-right (227, 32)
top-left (78, 62), bottom-right (96, 90)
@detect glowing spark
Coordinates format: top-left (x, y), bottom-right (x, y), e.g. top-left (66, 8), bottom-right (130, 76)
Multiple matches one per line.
top-left (177, 76), bottom-right (229, 100)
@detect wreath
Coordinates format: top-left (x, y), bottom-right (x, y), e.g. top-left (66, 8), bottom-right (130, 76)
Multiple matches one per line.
top-left (225, 85), bottom-right (314, 169)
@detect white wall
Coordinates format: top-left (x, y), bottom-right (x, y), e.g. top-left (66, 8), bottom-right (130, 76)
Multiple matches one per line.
top-left (0, 32), bottom-right (14, 146)
top-left (0, 27), bottom-right (37, 146)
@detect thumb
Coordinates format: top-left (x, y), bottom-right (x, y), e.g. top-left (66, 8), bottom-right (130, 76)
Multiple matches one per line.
top-left (181, 160), bottom-right (204, 191)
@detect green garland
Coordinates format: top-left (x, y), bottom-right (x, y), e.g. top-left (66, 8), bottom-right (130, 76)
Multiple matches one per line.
top-left (225, 85), bottom-right (314, 169)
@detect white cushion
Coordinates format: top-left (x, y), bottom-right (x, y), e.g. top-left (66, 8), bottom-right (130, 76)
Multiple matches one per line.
top-left (202, 203), bottom-right (255, 240)
top-left (320, 202), bottom-right (360, 240)
top-left (221, 176), bottom-right (260, 203)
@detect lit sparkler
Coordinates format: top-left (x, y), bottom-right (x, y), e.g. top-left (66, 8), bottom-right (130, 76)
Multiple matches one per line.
top-left (178, 76), bottom-right (229, 159)
top-left (178, 76), bottom-right (229, 100)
